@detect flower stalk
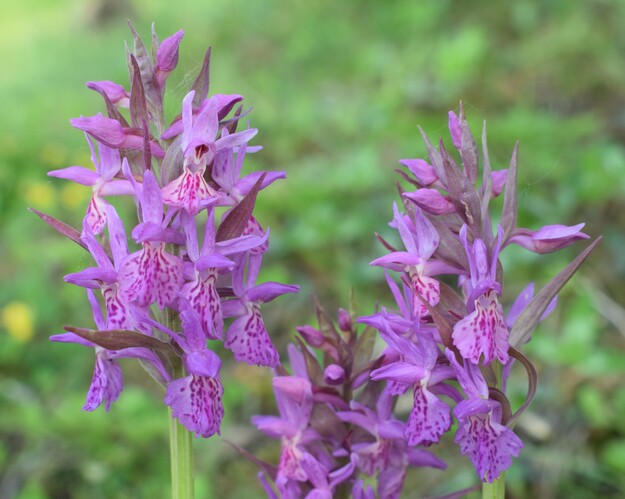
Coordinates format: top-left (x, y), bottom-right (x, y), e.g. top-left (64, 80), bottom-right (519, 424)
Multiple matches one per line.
top-left (482, 472), bottom-right (505, 499)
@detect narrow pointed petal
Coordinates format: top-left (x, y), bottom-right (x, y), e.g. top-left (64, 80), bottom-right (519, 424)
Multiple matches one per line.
top-left (48, 166), bottom-right (99, 186)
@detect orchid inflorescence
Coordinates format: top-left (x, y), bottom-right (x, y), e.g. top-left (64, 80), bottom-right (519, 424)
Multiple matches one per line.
top-left (37, 23), bottom-right (599, 499)
top-left (250, 108), bottom-right (598, 497)
top-left (35, 24), bottom-right (298, 439)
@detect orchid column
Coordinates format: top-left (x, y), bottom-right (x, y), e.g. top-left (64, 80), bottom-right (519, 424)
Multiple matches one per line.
top-left (35, 24), bottom-right (297, 499)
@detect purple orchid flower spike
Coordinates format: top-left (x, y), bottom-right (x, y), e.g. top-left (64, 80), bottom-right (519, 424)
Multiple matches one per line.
top-left (154, 29), bottom-right (184, 88)
top-left (252, 376), bottom-right (318, 495)
top-left (223, 254), bottom-right (299, 367)
top-left (452, 224), bottom-right (510, 365)
top-left (445, 349), bottom-right (523, 483)
top-left (180, 208), bottom-right (268, 339)
top-left (161, 91), bottom-right (258, 214)
top-left (370, 326), bottom-right (454, 446)
top-left (48, 136), bottom-right (133, 234)
top-left (118, 163), bottom-right (184, 309)
top-left (507, 223), bottom-right (589, 254)
top-left (162, 298), bottom-right (225, 438)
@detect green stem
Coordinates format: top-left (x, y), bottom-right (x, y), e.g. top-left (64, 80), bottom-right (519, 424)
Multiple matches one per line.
top-left (169, 364), bottom-right (195, 499)
top-left (482, 472), bottom-right (505, 499)
top-left (164, 273), bottom-right (194, 499)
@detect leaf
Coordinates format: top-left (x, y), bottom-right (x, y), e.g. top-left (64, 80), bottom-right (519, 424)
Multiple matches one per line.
top-left (191, 47), bottom-right (212, 107)
top-left (424, 213), bottom-right (469, 271)
top-left (500, 142), bottom-right (519, 242)
top-left (506, 346), bottom-right (537, 426)
top-left (63, 326), bottom-right (174, 353)
top-left (129, 55), bottom-right (149, 129)
top-left (440, 140), bottom-right (482, 233)
top-left (160, 135), bottom-right (184, 185)
top-left (353, 326), bottom-right (376, 372)
top-left (509, 237), bottom-right (601, 347)
top-left (480, 121), bottom-right (493, 242)
top-left (295, 337), bottom-right (324, 386)
top-left (459, 103), bottom-right (478, 184)
top-left (29, 208), bottom-right (86, 249)
top-left (418, 126), bottom-right (447, 185)
top-left (215, 173), bottom-right (266, 242)
top-left (127, 21), bottom-right (164, 128)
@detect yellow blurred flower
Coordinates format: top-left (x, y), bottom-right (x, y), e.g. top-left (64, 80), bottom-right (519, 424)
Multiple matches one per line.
top-left (1, 301), bottom-right (35, 342)
top-left (60, 182), bottom-right (90, 211)
top-left (39, 143), bottom-right (67, 168)
top-left (24, 181), bottom-right (56, 210)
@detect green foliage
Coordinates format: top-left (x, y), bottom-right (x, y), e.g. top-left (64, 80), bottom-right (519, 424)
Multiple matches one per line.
top-left (1, 0), bottom-right (624, 497)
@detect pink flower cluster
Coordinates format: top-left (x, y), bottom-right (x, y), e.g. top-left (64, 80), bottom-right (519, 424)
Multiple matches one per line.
top-left (250, 106), bottom-right (598, 496)
top-left (38, 25), bottom-right (298, 438)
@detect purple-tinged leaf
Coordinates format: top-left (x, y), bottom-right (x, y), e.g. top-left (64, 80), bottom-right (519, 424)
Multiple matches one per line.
top-left (509, 237), bottom-right (601, 347)
top-left (418, 126), bottom-right (447, 185)
top-left (127, 21), bottom-right (164, 128)
top-left (63, 326), bottom-right (174, 353)
top-left (129, 55), bottom-right (149, 129)
top-left (160, 135), bottom-right (184, 185)
top-left (500, 143), bottom-right (519, 242)
top-left (150, 22), bottom-right (160, 61)
top-left (191, 47), bottom-right (212, 107)
top-left (216, 174), bottom-right (265, 242)
top-left (29, 208), bottom-right (86, 249)
top-left (459, 105), bottom-right (478, 184)
top-left (295, 337), bottom-right (324, 386)
top-left (424, 213), bottom-right (469, 271)
top-left (480, 121), bottom-right (493, 239)
top-left (225, 104), bottom-right (243, 135)
top-left (440, 140), bottom-right (482, 232)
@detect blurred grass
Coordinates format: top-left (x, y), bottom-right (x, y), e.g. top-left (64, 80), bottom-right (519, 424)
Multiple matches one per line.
top-left (1, 0), bottom-right (625, 497)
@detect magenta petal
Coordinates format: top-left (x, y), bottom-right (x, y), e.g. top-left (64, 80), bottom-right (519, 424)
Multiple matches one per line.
top-left (448, 111), bottom-right (462, 149)
top-left (83, 353), bottom-right (123, 412)
top-left (118, 244), bottom-right (183, 309)
top-left (85, 195), bottom-right (108, 235)
top-left (48, 166), bottom-right (99, 186)
top-left (247, 282), bottom-right (300, 303)
top-left (405, 385), bottom-right (451, 446)
top-left (165, 375), bottom-right (224, 438)
top-left (370, 362), bottom-right (426, 384)
top-left (155, 29), bottom-right (184, 72)
top-left (71, 115), bottom-right (126, 148)
top-left (399, 158), bottom-right (438, 186)
top-left (404, 189), bottom-right (456, 215)
top-left (182, 272), bottom-right (223, 339)
top-left (162, 168), bottom-right (215, 215)
top-left (225, 308), bottom-right (279, 367)
top-left (455, 413), bottom-right (523, 483)
top-left (410, 272), bottom-right (440, 317)
top-left (452, 291), bottom-right (510, 365)
top-left (184, 349), bottom-right (221, 378)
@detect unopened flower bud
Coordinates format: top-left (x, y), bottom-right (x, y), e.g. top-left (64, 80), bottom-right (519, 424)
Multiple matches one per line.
top-left (296, 325), bottom-right (325, 348)
top-left (403, 189), bottom-right (456, 215)
top-left (337, 308), bottom-right (351, 332)
top-left (323, 364), bottom-right (345, 386)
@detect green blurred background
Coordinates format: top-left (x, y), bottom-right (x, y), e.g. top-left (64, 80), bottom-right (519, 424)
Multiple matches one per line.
top-left (1, 0), bottom-right (625, 497)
